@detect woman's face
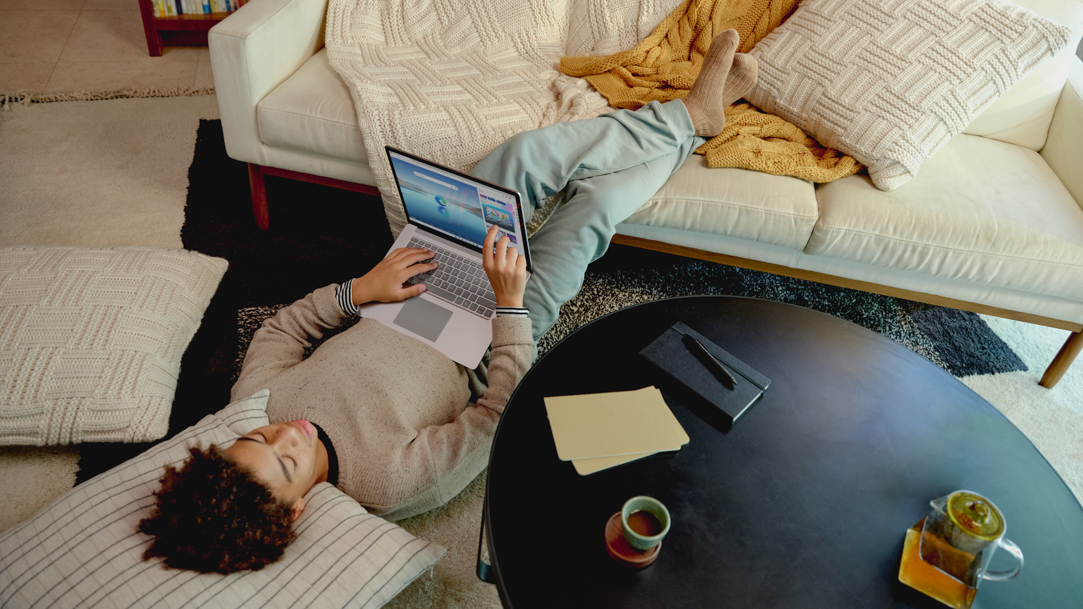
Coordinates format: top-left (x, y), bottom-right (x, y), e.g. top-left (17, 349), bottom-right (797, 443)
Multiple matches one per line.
top-left (222, 420), bottom-right (326, 511)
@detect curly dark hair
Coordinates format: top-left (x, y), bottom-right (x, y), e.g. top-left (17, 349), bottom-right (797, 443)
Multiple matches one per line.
top-left (138, 445), bottom-right (296, 574)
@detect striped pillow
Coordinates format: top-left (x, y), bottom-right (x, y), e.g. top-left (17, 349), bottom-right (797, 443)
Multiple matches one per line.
top-left (0, 390), bottom-right (446, 609)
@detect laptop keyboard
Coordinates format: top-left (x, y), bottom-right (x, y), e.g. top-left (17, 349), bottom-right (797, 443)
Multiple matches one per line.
top-left (406, 237), bottom-right (497, 318)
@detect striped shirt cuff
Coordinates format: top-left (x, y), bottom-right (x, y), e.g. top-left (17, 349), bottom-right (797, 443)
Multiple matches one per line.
top-left (338, 279), bottom-right (525, 319)
top-left (336, 279), bottom-right (361, 316)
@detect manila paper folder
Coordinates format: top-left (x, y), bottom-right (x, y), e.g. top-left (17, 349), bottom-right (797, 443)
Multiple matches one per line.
top-left (544, 387), bottom-right (688, 462)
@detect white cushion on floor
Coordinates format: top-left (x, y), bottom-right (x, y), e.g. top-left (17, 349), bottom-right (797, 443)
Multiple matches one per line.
top-left (809, 134), bottom-right (1083, 302)
top-left (258, 48), bottom-right (367, 162)
top-left (0, 248), bottom-right (227, 446)
top-left (623, 154), bottom-right (820, 251)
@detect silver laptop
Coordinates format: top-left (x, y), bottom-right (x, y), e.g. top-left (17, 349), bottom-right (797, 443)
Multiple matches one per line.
top-left (361, 147), bottom-right (532, 368)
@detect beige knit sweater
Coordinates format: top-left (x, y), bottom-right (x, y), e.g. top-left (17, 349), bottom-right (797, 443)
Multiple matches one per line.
top-left (230, 285), bottom-right (534, 521)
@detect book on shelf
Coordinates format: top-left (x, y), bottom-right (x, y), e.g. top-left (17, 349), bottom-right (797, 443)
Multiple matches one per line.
top-left (150, 0), bottom-right (246, 17)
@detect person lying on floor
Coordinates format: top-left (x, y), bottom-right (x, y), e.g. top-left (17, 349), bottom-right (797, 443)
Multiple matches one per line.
top-left (138, 29), bottom-right (757, 574)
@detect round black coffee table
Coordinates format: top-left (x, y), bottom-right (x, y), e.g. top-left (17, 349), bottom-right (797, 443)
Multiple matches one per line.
top-left (483, 297), bottom-right (1083, 608)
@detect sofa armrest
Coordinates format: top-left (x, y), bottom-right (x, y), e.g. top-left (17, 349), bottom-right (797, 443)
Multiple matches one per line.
top-left (208, 0), bottom-right (329, 165)
top-left (1041, 57), bottom-right (1083, 210)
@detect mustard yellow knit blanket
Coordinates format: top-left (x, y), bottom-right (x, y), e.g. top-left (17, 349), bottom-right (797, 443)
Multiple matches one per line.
top-left (559, 0), bottom-right (863, 183)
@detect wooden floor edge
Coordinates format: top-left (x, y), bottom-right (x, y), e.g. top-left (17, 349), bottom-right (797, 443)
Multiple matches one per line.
top-left (610, 234), bottom-right (1083, 334)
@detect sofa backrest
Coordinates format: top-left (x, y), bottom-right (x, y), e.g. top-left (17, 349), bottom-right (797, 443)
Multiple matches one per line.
top-left (960, 0), bottom-right (1083, 150)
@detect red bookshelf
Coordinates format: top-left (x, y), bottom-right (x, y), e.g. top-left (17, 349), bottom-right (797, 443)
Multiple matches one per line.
top-left (137, 0), bottom-right (233, 57)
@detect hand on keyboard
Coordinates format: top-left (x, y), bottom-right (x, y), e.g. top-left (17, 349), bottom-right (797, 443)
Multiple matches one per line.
top-left (405, 237), bottom-right (499, 317)
top-left (351, 247), bottom-right (437, 305)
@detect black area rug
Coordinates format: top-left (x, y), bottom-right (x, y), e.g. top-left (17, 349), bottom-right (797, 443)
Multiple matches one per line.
top-left (540, 255), bottom-right (1027, 378)
top-left (76, 119), bottom-right (1026, 482)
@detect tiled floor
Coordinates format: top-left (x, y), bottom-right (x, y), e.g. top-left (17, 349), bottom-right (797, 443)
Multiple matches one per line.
top-left (0, 0), bottom-right (215, 93)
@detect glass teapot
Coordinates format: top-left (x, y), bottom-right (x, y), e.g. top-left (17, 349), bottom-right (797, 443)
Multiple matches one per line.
top-left (899, 490), bottom-right (1024, 608)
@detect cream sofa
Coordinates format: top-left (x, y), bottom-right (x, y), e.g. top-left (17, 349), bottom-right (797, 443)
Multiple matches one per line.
top-left (208, 0), bottom-right (1083, 388)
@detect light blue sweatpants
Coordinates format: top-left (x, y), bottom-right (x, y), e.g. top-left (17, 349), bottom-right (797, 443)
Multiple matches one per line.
top-left (470, 100), bottom-right (705, 343)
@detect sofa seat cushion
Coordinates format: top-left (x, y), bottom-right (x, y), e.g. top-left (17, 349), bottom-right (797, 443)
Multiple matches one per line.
top-left (809, 133), bottom-right (1083, 303)
top-left (622, 153), bottom-right (819, 251)
top-left (258, 48), bottom-right (367, 162)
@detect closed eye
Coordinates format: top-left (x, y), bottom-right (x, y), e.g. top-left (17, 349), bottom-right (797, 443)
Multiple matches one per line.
top-left (247, 432), bottom-right (294, 470)
top-left (234, 433), bottom-right (293, 482)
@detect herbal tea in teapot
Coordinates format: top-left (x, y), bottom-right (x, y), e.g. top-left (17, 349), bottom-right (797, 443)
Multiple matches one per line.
top-left (898, 491), bottom-right (1023, 609)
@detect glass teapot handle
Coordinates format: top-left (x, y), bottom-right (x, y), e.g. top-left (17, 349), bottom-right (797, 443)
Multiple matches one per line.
top-left (980, 537), bottom-right (1024, 581)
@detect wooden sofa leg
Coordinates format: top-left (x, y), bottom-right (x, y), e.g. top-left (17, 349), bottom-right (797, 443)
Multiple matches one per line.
top-left (248, 163), bottom-right (270, 230)
top-left (1040, 331), bottom-right (1083, 389)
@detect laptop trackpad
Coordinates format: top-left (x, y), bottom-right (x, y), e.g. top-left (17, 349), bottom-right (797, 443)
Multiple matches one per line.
top-left (394, 297), bottom-right (453, 342)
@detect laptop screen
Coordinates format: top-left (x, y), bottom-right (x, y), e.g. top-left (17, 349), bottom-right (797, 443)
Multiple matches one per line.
top-left (385, 147), bottom-right (530, 268)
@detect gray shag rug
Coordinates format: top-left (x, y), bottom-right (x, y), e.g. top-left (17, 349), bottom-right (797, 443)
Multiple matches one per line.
top-left (537, 255), bottom-right (1025, 378)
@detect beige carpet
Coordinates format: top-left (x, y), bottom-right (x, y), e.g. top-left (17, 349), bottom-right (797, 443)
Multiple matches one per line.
top-left (0, 95), bottom-right (216, 249)
top-left (1, 94), bottom-right (1081, 609)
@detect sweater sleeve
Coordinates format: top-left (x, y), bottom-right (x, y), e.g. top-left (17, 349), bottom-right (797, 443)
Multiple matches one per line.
top-left (377, 315), bottom-right (534, 521)
top-left (231, 285), bottom-right (349, 401)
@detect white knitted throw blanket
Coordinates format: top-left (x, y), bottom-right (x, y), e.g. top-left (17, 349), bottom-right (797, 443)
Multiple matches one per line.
top-left (325, 0), bottom-right (680, 234)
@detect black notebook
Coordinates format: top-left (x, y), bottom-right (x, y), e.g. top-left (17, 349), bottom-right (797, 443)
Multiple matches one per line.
top-left (640, 322), bottom-right (770, 430)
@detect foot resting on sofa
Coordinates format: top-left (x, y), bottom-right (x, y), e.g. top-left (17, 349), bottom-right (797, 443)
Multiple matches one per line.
top-left (682, 29), bottom-right (759, 137)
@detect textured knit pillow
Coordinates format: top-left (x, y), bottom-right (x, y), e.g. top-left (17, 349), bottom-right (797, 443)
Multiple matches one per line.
top-left (0, 390), bottom-right (446, 609)
top-left (746, 0), bottom-right (1073, 191)
top-left (0, 247), bottom-right (228, 445)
